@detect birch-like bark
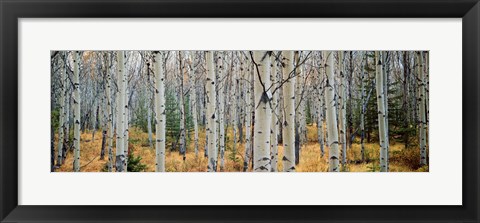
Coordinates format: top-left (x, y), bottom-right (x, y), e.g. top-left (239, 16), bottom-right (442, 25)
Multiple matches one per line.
top-left (231, 55), bottom-right (238, 161)
top-left (115, 51), bottom-right (126, 172)
top-left (243, 60), bottom-right (253, 172)
top-left (123, 61), bottom-right (129, 171)
top-left (154, 51), bottom-right (166, 172)
top-left (147, 97), bottom-right (152, 147)
top-left (375, 51), bottom-right (389, 172)
top-left (63, 83), bottom-right (70, 161)
top-left (105, 53), bottom-right (114, 172)
top-left (217, 52), bottom-right (226, 171)
top-left (252, 51), bottom-right (271, 172)
top-left (316, 53), bottom-right (325, 157)
top-left (338, 51), bottom-right (347, 167)
top-left (57, 52), bottom-right (66, 166)
top-left (417, 51), bottom-right (427, 166)
top-left (270, 53), bottom-right (279, 172)
top-left (294, 52), bottom-right (302, 164)
top-left (281, 51), bottom-right (296, 172)
top-left (360, 54), bottom-right (366, 162)
top-left (73, 51), bottom-right (81, 172)
top-left (189, 52), bottom-right (199, 158)
top-left (178, 52), bottom-right (186, 161)
top-left (324, 51), bottom-right (340, 172)
top-left (206, 51), bottom-right (218, 172)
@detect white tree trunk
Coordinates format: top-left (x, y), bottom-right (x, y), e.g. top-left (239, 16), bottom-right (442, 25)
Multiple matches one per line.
top-left (123, 84), bottom-right (129, 171)
top-left (178, 51), bottom-right (186, 161)
top-left (375, 51), bottom-right (389, 172)
top-left (73, 51), bottom-right (81, 172)
top-left (324, 51), bottom-right (340, 172)
top-left (57, 52), bottom-right (66, 166)
top-left (281, 51), bottom-right (296, 172)
top-left (189, 52), bottom-right (199, 158)
top-left (270, 53), bottom-right (279, 172)
top-left (147, 98), bottom-right (152, 147)
top-left (217, 52), bottom-right (226, 171)
top-left (105, 53), bottom-right (114, 172)
top-left (252, 51), bottom-right (271, 172)
top-left (317, 53), bottom-right (325, 158)
top-left (338, 51), bottom-right (347, 167)
top-left (115, 51), bottom-right (126, 172)
top-left (417, 51), bottom-right (427, 166)
top-left (154, 51), bottom-right (166, 172)
top-left (243, 60), bottom-right (253, 172)
top-left (231, 55), bottom-right (238, 162)
top-left (206, 51), bottom-right (218, 172)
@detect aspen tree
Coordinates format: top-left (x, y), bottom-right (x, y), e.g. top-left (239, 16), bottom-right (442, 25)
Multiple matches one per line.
top-left (57, 52), bottom-right (66, 166)
top-left (270, 52), bottom-right (279, 172)
top-left (231, 54), bottom-right (239, 161)
top-left (115, 51), bottom-right (126, 172)
top-left (189, 52), bottom-right (199, 157)
top-left (178, 51), bottom-right (186, 161)
top-left (252, 51), bottom-right (271, 172)
top-left (338, 51), bottom-right (347, 167)
top-left (73, 51), bottom-right (81, 172)
top-left (206, 51), bottom-right (218, 172)
top-left (360, 53), bottom-right (366, 162)
top-left (217, 52), bottom-right (226, 171)
top-left (105, 53), bottom-right (114, 172)
top-left (281, 51), bottom-right (296, 172)
top-left (123, 55), bottom-right (129, 171)
top-left (417, 51), bottom-right (427, 166)
top-left (154, 51), bottom-right (166, 172)
top-left (316, 52), bottom-right (325, 157)
top-left (375, 51), bottom-right (389, 172)
top-left (243, 58), bottom-right (253, 172)
top-left (324, 51), bottom-right (340, 172)
top-left (294, 51), bottom-right (303, 164)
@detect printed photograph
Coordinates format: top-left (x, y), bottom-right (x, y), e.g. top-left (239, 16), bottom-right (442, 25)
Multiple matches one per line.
top-left (50, 51), bottom-right (429, 172)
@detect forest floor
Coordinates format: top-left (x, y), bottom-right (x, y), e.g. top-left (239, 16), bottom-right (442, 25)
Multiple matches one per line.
top-left (56, 124), bottom-right (429, 172)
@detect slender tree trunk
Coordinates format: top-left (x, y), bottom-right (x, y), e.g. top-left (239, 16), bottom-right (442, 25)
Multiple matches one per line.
top-left (105, 53), bottom-right (114, 172)
top-left (217, 52), bottom-right (226, 171)
top-left (417, 51), bottom-right (428, 166)
top-left (360, 54), bottom-right (366, 162)
top-left (375, 51), bottom-right (389, 172)
top-left (294, 51), bottom-right (302, 165)
top-left (57, 52), bottom-right (66, 166)
top-left (154, 51), bottom-right (166, 172)
top-left (243, 59), bottom-right (253, 172)
top-left (63, 87), bottom-right (70, 160)
top-left (270, 53), bottom-right (278, 172)
top-left (123, 83), bottom-right (129, 171)
top-left (317, 53), bottom-right (325, 158)
top-left (189, 52), bottom-right (199, 158)
top-left (147, 98), bottom-right (153, 147)
top-left (402, 52), bottom-right (410, 149)
top-left (206, 51), bottom-right (218, 172)
top-left (231, 54), bottom-right (238, 163)
top-left (324, 51), bottom-right (340, 172)
top-left (73, 51), bottom-right (81, 172)
top-left (178, 51), bottom-right (187, 161)
top-left (338, 51), bottom-right (347, 167)
top-left (382, 52), bottom-right (390, 158)
top-left (252, 51), bottom-right (271, 172)
top-left (281, 51), bottom-right (296, 172)
top-left (115, 51), bottom-right (126, 172)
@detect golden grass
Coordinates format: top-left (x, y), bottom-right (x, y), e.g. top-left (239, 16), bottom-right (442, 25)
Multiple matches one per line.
top-left (55, 124), bottom-right (428, 172)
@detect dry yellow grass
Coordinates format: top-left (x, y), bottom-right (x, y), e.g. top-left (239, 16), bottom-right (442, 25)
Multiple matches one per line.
top-left (55, 124), bottom-right (428, 172)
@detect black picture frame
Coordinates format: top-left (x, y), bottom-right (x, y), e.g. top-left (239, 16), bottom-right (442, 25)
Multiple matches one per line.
top-left (1, 0), bottom-right (479, 222)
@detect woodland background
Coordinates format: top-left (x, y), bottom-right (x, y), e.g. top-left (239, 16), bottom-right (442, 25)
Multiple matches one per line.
top-left (50, 50), bottom-right (429, 172)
